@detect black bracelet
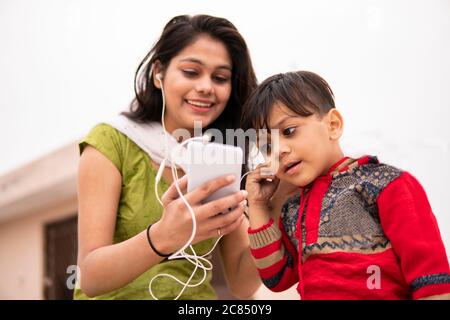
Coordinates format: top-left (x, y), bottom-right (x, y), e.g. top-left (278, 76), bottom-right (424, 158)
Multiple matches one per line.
top-left (146, 224), bottom-right (173, 258)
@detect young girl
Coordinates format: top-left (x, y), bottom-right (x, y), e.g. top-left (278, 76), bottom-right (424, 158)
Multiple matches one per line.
top-left (74, 15), bottom-right (260, 300)
top-left (241, 71), bottom-right (450, 299)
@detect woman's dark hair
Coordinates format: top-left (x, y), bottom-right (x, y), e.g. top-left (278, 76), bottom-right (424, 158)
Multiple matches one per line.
top-left (241, 71), bottom-right (335, 131)
top-left (123, 14), bottom-right (257, 134)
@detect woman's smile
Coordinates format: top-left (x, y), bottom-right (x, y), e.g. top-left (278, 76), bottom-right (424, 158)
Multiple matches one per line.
top-left (185, 99), bottom-right (215, 113)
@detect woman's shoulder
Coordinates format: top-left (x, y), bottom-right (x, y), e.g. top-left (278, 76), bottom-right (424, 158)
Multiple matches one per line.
top-left (80, 123), bottom-right (140, 173)
top-left (82, 123), bottom-right (128, 146)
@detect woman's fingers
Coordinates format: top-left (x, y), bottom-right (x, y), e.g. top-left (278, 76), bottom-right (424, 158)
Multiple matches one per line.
top-left (206, 202), bottom-right (246, 238)
top-left (218, 213), bottom-right (245, 237)
top-left (185, 174), bottom-right (237, 205)
top-left (161, 174), bottom-right (248, 243)
top-left (161, 175), bottom-right (188, 205)
top-left (198, 190), bottom-right (247, 219)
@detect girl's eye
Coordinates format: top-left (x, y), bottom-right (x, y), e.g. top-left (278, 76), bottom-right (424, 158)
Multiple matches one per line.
top-left (182, 70), bottom-right (198, 77)
top-left (213, 75), bottom-right (229, 83)
top-left (282, 127), bottom-right (296, 136)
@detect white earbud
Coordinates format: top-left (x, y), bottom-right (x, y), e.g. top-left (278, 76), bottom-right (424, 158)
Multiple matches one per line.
top-left (156, 73), bottom-right (163, 81)
top-left (202, 134), bottom-right (211, 143)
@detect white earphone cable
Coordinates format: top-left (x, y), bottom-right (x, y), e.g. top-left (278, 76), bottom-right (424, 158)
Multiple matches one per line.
top-left (149, 72), bottom-right (224, 300)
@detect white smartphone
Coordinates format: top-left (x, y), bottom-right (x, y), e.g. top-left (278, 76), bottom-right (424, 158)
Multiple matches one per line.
top-left (186, 141), bottom-right (243, 203)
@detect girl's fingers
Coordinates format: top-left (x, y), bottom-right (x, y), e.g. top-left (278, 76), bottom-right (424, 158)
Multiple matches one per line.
top-left (206, 201), bottom-right (246, 231)
top-left (198, 190), bottom-right (247, 219)
top-left (185, 174), bottom-right (236, 205)
top-left (161, 175), bottom-right (188, 205)
top-left (210, 211), bottom-right (246, 238)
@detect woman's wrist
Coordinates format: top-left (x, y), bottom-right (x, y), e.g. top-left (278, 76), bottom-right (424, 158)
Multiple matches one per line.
top-left (149, 221), bottom-right (179, 255)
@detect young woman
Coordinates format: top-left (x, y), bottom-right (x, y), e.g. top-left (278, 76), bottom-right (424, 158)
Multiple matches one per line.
top-left (74, 14), bottom-right (260, 300)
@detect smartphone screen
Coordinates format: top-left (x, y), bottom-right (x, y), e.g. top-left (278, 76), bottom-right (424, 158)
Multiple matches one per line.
top-left (186, 142), bottom-right (243, 203)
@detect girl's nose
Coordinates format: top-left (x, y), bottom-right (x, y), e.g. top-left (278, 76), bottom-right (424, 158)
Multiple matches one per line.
top-left (195, 77), bottom-right (214, 95)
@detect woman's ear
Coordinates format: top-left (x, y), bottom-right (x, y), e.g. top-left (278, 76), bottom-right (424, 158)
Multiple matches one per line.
top-left (327, 108), bottom-right (344, 141)
top-left (152, 61), bottom-right (163, 89)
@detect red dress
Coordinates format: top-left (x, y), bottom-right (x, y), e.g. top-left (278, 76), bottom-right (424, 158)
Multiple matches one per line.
top-left (248, 156), bottom-right (450, 299)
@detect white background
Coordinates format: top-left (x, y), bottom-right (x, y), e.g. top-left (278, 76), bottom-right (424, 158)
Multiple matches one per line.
top-left (1, 0), bottom-right (449, 252)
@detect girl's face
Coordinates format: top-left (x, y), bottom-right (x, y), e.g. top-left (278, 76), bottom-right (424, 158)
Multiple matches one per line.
top-left (154, 35), bottom-right (232, 135)
top-left (267, 103), bottom-right (342, 187)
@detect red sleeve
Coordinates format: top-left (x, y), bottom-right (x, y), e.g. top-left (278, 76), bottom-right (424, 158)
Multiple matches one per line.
top-left (248, 219), bottom-right (299, 292)
top-left (378, 171), bottom-right (450, 299)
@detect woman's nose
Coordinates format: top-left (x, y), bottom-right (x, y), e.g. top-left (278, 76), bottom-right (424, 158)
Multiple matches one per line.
top-left (195, 76), bottom-right (214, 95)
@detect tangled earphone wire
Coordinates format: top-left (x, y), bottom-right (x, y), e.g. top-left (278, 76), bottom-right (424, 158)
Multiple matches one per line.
top-left (149, 71), bottom-right (254, 300)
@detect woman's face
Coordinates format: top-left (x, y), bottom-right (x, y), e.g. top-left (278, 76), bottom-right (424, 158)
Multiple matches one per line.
top-left (154, 34), bottom-right (232, 135)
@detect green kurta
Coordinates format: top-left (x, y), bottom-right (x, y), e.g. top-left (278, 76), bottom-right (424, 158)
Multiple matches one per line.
top-left (73, 124), bottom-right (217, 300)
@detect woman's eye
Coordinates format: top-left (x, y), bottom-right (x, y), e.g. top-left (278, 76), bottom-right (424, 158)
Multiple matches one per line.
top-left (213, 75), bottom-right (229, 83)
top-left (282, 127), bottom-right (296, 136)
top-left (182, 70), bottom-right (198, 77)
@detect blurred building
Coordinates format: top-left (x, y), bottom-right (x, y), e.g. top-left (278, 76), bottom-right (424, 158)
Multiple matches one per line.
top-left (0, 142), bottom-right (79, 299)
top-left (0, 142), bottom-right (297, 300)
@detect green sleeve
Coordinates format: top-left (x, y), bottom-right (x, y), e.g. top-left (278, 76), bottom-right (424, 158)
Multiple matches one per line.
top-left (79, 124), bottom-right (124, 172)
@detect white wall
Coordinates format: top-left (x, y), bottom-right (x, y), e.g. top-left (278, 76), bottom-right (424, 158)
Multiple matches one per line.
top-left (1, 0), bottom-right (449, 266)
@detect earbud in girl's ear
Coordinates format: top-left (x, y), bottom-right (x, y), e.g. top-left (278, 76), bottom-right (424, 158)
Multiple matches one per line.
top-left (153, 71), bottom-right (163, 89)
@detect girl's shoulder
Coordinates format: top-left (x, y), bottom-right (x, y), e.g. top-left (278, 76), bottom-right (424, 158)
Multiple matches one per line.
top-left (80, 123), bottom-right (128, 151)
top-left (80, 123), bottom-right (150, 174)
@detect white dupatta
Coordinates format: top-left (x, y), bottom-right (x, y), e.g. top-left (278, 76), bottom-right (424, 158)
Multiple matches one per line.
top-left (104, 114), bottom-right (188, 171)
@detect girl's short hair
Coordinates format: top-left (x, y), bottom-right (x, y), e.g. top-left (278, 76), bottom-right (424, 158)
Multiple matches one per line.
top-left (123, 14), bottom-right (257, 133)
top-left (241, 71), bottom-right (335, 131)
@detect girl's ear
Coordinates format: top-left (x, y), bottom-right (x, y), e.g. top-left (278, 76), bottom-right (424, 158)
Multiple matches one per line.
top-left (152, 60), bottom-right (163, 89)
top-left (327, 108), bottom-right (344, 141)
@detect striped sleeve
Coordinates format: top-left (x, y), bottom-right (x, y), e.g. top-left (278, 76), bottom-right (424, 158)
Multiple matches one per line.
top-left (248, 218), bottom-right (299, 292)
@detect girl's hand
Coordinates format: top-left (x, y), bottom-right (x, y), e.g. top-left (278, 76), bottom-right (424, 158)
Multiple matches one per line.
top-left (245, 163), bottom-right (280, 209)
top-left (152, 175), bottom-right (247, 254)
